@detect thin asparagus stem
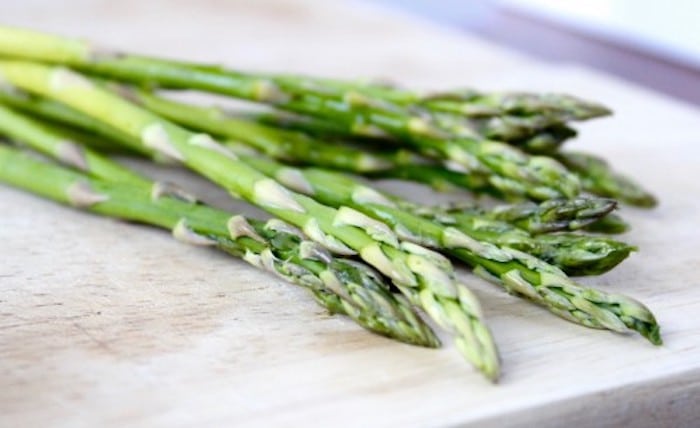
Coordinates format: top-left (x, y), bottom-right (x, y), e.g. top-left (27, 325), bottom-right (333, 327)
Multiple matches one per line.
top-left (267, 74), bottom-right (611, 133)
top-left (432, 198), bottom-right (619, 235)
top-left (0, 60), bottom-right (500, 380)
top-left (401, 201), bottom-right (635, 276)
top-left (122, 88), bottom-right (514, 198)
top-left (420, 89), bottom-right (612, 121)
top-left (0, 85), bottom-right (138, 150)
top-left (523, 233), bottom-right (636, 277)
top-left (0, 102), bottom-right (146, 184)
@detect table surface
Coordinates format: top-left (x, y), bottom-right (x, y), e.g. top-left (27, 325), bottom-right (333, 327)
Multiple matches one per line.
top-left (2, 1), bottom-right (700, 427)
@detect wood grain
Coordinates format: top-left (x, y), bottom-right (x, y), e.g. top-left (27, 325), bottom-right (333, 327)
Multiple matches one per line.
top-left (1, 1), bottom-right (700, 427)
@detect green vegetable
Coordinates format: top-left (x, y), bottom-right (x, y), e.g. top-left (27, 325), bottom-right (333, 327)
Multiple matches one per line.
top-left (0, 60), bottom-right (501, 381)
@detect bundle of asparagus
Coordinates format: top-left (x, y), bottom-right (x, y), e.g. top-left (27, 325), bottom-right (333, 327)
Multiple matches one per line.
top-left (0, 26), bottom-right (661, 383)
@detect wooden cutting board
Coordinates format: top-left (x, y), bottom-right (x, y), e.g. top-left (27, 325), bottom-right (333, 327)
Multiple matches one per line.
top-left (2, 1), bottom-right (699, 426)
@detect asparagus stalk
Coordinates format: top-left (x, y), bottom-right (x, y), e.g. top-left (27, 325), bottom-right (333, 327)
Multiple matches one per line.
top-left (249, 99), bottom-right (653, 209)
top-left (272, 74), bottom-right (613, 120)
top-left (251, 97), bottom-right (653, 209)
top-left (243, 87), bottom-right (653, 208)
top-left (0, 25), bottom-right (581, 201)
top-left (121, 90), bottom-right (622, 235)
top-left (401, 201), bottom-right (635, 276)
top-left (0, 61), bottom-right (501, 380)
top-left (230, 154), bottom-right (659, 343)
top-left (555, 151), bottom-right (658, 207)
top-left (121, 88), bottom-right (519, 198)
top-left (266, 74), bottom-right (610, 137)
top-left (293, 165), bottom-right (636, 276)
top-left (428, 210), bottom-right (634, 276)
top-left (405, 195), bottom-right (627, 236)
top-left (523, 233), bottom-right (635, 277)
top-left (420, 89), bottom-right (612, 121)
top-left (243, 105), bottom-right (578, 160)
top-left (431, 198), bottom-right (618, 235)
top-left (0, 102), bottom-right (146, 184)
top-left (0, 86), bottom-right (139, 151)
top-left (252, 108), bottom-right (578, 155)
top-left (0, 143), bottom-right (439, 346)
top-left (6, 26), bottom-right (651, 205)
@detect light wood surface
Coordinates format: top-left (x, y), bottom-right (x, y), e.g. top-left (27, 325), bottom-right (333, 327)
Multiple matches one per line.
top-left (2, 1), bottom-right (700, 427)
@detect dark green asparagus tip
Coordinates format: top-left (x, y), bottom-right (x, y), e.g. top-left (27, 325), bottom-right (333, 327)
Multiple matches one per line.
top-left (562, 96), bottom-right (613, 120)
top-left (537, 233), bottom-right (636, 276)
top-left (639, 321), bottom-right (662, 346)
top-left (648, 324), bottom-right (663, 346)
top-left (537, 197), bottom-right (618, 230)
top-left (584, 213), bottom-right (630, 234)
top-left (497, 197), bottom-right (618, 235)
top-left (605, 293), bottom-right (662, 345)
top-left (626, 193), bottom-right (658, 208)
top-left (580, 241), bottom-right (636, 276)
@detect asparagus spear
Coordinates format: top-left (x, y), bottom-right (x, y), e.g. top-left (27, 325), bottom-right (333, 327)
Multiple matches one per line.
top-left (229, 154), bottom-right (659, 343)
top-left (400, 200), bottom-right (635, 276)
top-left (273, 160), bottom-right (635, 276)
top-left (251, 97), bottom-right (653, 209)
top-left (119, 88), bottom-right (517, 198)
top-left (0, 86), bottom-right (139, 150)
top-left (555, 151), bottom-right (658, 207)
top-left (509, 124), bottom-right (577, 155)
top-left (0, 143), bottom-right (439, 347)
top-left (274, 74), bottom-right (613, 119)
top-left (0, 25), bottom-right (581, 201)
top-left (266, 74), bottom-right (611, 136)
top-left (430, 197), bottom-right (618, 235)
top-left (525, 233), bottom-right (635, 277)
top-left (51, 86), bottom-right (622, 237)
top-left (0, 102), bottom-right (146, 184)
top-left (6, 26), bottom-right (651, 205)
top-left (248, 100), bottom-right (653, 209)
top-left (119, 90), bottom-right (622, 235)
top-left (243, 87), bottom-right (653, 208)
top-left (0, 61), bottom-right (501, 380)
top-left (420, 89), bottom-right (612, 121)
top-left (252, 108), bottom-right (577, 155)
top-left (0, 86), bottom-right (564, 211)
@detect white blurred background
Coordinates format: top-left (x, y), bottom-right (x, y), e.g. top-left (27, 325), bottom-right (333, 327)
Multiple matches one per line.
top-left (376, 0), bottom-right (700, 105)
